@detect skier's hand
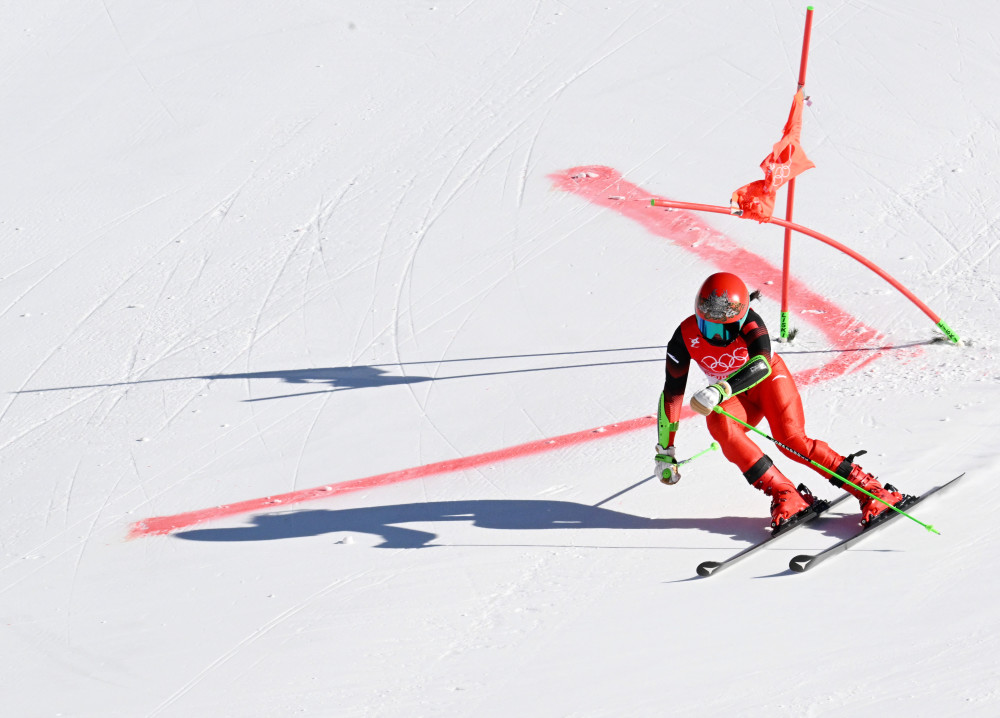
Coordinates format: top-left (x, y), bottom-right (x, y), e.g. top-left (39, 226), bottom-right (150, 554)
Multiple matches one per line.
top-left (655, 444), bottom-right (681, 485)
top-left (691, 380), bottom-right (732, 416)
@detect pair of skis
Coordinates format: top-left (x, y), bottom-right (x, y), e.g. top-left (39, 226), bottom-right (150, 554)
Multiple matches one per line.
top-left (696, 473), bottom-right (964, 577)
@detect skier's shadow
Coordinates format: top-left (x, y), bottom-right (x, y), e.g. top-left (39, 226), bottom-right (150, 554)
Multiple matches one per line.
top-left (173, 499), bottom-right (773, 548)
top-left (231, 367), bottom-right (433, 400)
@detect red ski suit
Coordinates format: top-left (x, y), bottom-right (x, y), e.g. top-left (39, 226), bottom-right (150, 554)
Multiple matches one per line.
top-left (662, 310), bottom-right (842, 477)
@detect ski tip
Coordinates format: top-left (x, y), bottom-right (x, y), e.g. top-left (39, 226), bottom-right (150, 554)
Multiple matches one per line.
top-left (789, 555), bottom-right (814, 573)
top-left (696, 561), bottom-right (722, 578)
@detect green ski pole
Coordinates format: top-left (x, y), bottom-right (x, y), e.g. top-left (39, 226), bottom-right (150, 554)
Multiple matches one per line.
top-left (593, 443), bottom-right (720, 508)
top-left (712, 406), bottom-right (940, 535)
top-left (677, 441), bottom-right (720, 466)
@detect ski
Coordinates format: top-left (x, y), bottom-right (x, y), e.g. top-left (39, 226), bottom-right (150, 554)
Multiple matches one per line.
top-left (696, 492), bottom-right (852, 577)
top-left (789, 473), bottom-right (966, 573)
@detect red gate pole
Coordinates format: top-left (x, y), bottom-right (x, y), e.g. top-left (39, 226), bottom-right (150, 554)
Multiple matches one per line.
top-left (647, 198), bottom-right (960, 343)
top-left (780, 6), bottom-right (815, 340)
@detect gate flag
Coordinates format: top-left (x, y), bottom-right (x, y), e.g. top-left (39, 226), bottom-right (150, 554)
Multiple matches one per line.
top-left (730, 89), bottom-right (815, 222)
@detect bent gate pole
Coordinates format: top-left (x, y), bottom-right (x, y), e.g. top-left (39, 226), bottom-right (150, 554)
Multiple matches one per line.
top-left (648, 198), bottom-right (960, 343)
top-left (782, 6), bottom-right (815, 339)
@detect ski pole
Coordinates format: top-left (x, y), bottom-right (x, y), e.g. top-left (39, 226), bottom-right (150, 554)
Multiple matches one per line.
top-left (712, 406), bottom-right (940, 535)
top-left (592, 442), bottom-right (719, 507)
top-left (677, 441), bottom-right (721, 466)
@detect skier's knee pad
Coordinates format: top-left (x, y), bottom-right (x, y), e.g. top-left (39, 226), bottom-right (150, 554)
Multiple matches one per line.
top-left (828, 458), bottom-right (853, 488)
top-left (742, 455), bottom-right (774, 485)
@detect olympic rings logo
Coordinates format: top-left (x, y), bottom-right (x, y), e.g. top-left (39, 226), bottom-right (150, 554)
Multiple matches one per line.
top-left (699, 348), bottom-right (749, 377)
top-left (766, 162), bottom-right (791, 189)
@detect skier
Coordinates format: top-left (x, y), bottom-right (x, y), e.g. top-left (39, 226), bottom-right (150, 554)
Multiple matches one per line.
top-left (654, 271), bottom-right (904, 530)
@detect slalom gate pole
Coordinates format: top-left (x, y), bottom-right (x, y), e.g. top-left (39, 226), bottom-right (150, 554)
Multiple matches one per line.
top-left (591, 442), bottom-right (719, 508)
top-left (781, 178), bottom-right (796, 339)
top-left (767, 215), bottom-right (961, 343)
top-left (712, 405), bottom-right (940, 534)
top-left (780, 5), bottom-right (815, 340)
top-left (646, 198), bottom-right (961, 343)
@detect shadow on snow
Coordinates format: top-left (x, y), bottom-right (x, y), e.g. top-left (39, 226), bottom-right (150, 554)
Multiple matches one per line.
top-left (14, 340), bottom-right (933, 401)
top-left (173, 498), bottom-right (790, 549)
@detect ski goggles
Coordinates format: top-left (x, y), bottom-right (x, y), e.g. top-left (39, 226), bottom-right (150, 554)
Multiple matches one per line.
top-left (697, 316), bottom-right (746, 345)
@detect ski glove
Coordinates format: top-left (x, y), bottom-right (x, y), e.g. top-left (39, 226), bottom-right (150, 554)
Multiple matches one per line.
top-left (655, 444), bottom-right (680, 485)
top-left (690, 380), bottom-right (732, 416)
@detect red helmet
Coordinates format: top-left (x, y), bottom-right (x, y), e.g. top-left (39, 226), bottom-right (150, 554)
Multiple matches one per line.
top-left (695, 272), bottom-right (750, 346)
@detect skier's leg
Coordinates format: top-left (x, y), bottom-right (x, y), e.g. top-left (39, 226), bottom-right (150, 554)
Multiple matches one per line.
top-left (706, 394), bottom-right (809, 528)
top-left (705, 394), bottom-right (764, 473)
top-left (829, 459), bottom-right (904, 525)
top-left (761, 355), bottom-right (903, 524)
top-left (742, 454), bottom-right (812, 529)
top-left (756, 356), bottom-right (842, 472)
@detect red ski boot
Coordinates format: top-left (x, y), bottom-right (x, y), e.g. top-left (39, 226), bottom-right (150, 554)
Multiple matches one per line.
top-left (744, 456), bottom-right (812, 530)
top-left (833, 457), bottom-right (904, 527)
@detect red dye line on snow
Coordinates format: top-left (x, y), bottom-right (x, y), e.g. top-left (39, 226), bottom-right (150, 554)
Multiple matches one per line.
top-left (552, 166), bottom-right (885, 386)
top-left (127, 415), bottom-right (662, 538)
top-left (128, 166), bottom-right (894, 539)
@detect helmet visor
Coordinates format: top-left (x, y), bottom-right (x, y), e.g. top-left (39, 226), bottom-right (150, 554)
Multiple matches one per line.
top-left (698, 316), bottom-right (744, 345)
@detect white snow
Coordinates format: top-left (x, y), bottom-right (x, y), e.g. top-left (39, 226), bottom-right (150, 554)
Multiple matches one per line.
top-left (2, 2), bottom-right (999, 716)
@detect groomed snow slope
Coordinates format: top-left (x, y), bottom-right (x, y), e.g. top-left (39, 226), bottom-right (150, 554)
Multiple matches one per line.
top-left (2, 2), bottom-right (999, 716)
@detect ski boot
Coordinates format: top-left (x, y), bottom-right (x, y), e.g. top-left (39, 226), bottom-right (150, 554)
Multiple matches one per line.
top-left (831, 451), bottom-right (904, 527)
top-left (744, 455), bottom-right (813, 532)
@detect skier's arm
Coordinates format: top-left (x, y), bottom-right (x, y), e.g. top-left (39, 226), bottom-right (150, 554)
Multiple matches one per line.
top-left (655, 326), bottom-right (690, 484)
top-left (724, 309), bottom-right (772, 395)
top-left (658, 326), bottom-right (690, 447)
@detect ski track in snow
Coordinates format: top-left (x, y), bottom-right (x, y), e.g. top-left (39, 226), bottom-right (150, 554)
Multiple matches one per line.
top-left (145, 561), bottom-right (394, 718)
top-left (390, 3), bottom-right (672, 403)
top-left (0, 181), bottom-right (260, 455)
top-left (100, 1), bottom-right (179, 126)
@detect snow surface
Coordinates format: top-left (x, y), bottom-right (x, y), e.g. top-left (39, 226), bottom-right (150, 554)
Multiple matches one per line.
top-left (3, 1), bottom-right (1000, 716)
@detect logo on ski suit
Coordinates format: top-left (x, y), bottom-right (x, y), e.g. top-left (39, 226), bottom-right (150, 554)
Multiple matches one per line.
top-left (700, 349), bottom-right (749, 379)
